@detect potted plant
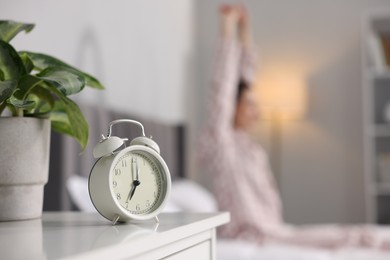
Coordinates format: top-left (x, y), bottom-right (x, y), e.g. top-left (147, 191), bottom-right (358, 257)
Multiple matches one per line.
top-left (0, 20), bottom-right (104, 221)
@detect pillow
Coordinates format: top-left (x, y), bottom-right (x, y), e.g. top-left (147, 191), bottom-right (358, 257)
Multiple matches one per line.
top-left (169, 179), bottom-right (218, 213)
top-left (66, 175), bottom-right (96, 212)
top-left (161, 200), bottom-right (182, 213)
top-left (66, 175), bottom-right (218, 213)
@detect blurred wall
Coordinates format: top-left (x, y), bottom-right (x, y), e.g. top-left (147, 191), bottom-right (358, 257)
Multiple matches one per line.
top-left (0, 0), bottom-right (194, 124)
top-left (192, 0), bottom-right (390, 225)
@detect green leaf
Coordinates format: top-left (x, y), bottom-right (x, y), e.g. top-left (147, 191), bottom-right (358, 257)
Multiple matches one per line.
top-left (20, 51), bottom-right (105, 90)
top-left (0, 80), bottom-right (17, 103)
top-left (14, 74), bottom-right (43, 100)
top-left (7, 75), bottom-right (42, 116)
top-left (12, 70), bottom-right (83, 116)
top-left (50, 103), bottom-right (73, 136)
top-left (7, 96), bottom-right (35, 110)
top-left (37, 67), bottom-right (85, 96)
top-left (19, 52), bottom-right (34, 73)
top-left (0, 21), bottom-right (34, 43)
top-left (50, 95), bottom-right (89, 150)
top-left (18, 83), bottom-right (55, 116)
top-left (0, 41), bottom-right (26, 80)
top-left (29, 85), bottom-right (55, 113)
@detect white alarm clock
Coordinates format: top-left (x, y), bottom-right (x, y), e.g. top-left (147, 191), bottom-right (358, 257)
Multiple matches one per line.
top-left (89, 119), bottom-right (171, 225)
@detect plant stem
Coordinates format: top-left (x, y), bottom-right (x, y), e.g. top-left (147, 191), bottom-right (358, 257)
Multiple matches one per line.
top-left (0, 102), bottom-right (6, 115)
top-left (17, 108), bottom-right (24, 117)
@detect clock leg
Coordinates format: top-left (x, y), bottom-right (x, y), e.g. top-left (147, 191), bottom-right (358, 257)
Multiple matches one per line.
top-left (112, 215), bottom-right (120, 225)
top-left (154, 216), bottom-right (159, 224)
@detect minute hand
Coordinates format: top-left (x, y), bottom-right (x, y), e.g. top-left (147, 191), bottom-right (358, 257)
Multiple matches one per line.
top-left (135, 157), bottom-right (139, 182)
top-left (129, 158), bottom-right (141, 201)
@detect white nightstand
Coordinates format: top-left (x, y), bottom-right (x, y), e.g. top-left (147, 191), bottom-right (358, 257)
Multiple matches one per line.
top-left (0, 212), bottom-right (229, 260)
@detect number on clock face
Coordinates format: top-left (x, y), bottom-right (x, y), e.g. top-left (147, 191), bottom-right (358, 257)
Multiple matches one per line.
top-left (111, 152), bottom-right (162, 215)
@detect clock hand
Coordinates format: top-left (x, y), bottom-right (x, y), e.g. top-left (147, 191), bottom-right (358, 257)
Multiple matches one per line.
top-left (135, 157), bottom-right (140, 181)
top-left (126, 184), bottom-right (136, 204)
top-left (126, 158), bottom-right (136, 204)
top-left (129, 158), bottom-right (141, 200)
top-left (131, 157), bottom-right (136, 180)
top-left (126, 157), bottom-right (141, 203)
top-left (129, 179), bottom-right (140, 200)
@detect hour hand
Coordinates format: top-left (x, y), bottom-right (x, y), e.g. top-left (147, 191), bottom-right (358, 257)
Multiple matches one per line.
top-left (126, 185), bottom-right (136, 203)
top-left (129, 179), bottom-right (140, 200)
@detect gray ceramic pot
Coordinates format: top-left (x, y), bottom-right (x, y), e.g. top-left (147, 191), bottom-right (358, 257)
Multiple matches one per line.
top-left (0, 117), bottom-right (50, 221)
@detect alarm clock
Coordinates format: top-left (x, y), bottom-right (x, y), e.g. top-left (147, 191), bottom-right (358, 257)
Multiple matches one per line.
top-left (89, 119), bottom-right (171, 225)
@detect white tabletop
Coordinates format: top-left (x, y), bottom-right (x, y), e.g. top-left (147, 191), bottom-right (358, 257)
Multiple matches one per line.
top-left (0, 212), bottom-right (229, 260)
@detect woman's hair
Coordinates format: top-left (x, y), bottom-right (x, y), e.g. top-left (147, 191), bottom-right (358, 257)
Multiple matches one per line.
top-left (236, 78), bottom-right (250, 103)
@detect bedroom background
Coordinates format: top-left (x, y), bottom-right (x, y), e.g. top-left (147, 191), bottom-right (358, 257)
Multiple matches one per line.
top-left (1, 0), bottom-right (389, 226)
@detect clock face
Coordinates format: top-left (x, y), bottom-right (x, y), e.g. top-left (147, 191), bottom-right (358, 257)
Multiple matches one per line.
top-left (111, 151), bottom-right (165, 215)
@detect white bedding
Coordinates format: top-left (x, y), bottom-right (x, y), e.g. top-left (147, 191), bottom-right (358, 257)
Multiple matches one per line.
top-left (217, 239), bottom-right (390, 260)
top-left (67, 176), bottom-right (390, 260)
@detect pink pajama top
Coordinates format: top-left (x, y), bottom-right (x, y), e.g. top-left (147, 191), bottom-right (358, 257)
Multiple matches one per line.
top-left (199, 38), bottom-right (390, 250)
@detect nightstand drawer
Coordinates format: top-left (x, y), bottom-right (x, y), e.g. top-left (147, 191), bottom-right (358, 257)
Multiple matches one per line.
top-left (166, 240), bottom-right (211, 260)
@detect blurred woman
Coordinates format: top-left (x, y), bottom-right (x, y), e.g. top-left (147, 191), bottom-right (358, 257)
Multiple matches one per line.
top-left (199, 4), bottom-right (390, 250)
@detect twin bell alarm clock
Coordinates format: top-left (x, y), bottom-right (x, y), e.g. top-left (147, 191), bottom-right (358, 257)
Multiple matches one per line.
top-left (89, 119), bottom-right (171, 225)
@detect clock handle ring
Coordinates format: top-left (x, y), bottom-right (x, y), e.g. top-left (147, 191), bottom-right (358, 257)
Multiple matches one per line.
top-left (106, 119), bottom-right (146, 138)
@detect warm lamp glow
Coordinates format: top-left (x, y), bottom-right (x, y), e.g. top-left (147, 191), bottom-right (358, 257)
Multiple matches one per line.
top-left (255, 68), bottom-right (307, 121)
